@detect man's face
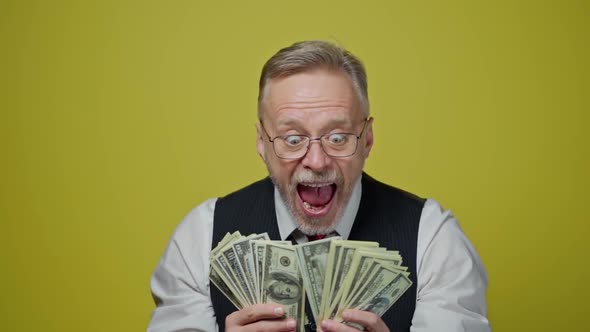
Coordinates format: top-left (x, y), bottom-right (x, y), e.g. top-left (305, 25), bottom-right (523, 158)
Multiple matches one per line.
top-left (257, 69), bottom-right (373, 235)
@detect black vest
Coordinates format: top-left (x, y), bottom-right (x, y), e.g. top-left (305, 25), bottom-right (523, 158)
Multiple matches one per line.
top-left (210, 173), bottom-right (424, 331)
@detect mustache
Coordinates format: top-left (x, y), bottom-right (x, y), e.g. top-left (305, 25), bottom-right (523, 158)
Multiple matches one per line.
top-left (293, 169), bottom-right (337, 184)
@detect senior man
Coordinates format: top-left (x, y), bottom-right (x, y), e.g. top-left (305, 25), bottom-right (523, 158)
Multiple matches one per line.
top-left (148, 40), bottom-right (490, 332)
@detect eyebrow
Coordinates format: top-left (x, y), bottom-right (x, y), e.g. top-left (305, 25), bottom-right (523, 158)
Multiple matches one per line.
top-left (276, 117), bottom-right (353, 130)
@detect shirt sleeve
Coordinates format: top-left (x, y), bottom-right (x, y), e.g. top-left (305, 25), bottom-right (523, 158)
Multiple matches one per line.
top-left (148, 199), bottom-right (218, 332)
top-left (411, 199), bottom-right (490, 332)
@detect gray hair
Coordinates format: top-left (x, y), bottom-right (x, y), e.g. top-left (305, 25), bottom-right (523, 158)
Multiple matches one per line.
top-left (257, 40), bottom-right (369, 118)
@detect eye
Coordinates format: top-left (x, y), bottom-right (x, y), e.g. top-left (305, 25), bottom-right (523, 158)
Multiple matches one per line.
top-left (327, 133), bottom-right (347, 145)
top-left (284, 135), bottom-right (304, 146)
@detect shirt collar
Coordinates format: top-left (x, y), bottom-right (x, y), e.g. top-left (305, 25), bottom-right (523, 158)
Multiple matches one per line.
top-left (275, 175), bottom-right (362, 242)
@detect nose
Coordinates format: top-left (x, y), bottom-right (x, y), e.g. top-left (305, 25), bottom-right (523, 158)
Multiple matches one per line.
top-left (300, 139), bottom-right (331, 171)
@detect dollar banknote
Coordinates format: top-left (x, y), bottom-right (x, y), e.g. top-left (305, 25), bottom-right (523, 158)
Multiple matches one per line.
top-left (232, 233), bottom-right (270, 303)
top-left (322, 240), bottom-right (379, 320)
top-left (339, 270), bottom-right (412, 329)
top-left (295, 236), bottom-right (341, 323)
top-left (209, 233), bottom-right (413, 331)
top-left (356, 272), bottom-right (412, 316)
top-left (213, 247), bottom-right (250, 306)
top-left (341, 263), bottom-right (404, 313)
top-left (260, 242), bottom-right (305, 331)
top-left (327, 248), bottom-right (390, 318)
top-left (251, 240), bottom-right (291, 302)
top-left (337, 250), bottom-right (404, 312)
top-left (209, 266), bottom-right (243, 309)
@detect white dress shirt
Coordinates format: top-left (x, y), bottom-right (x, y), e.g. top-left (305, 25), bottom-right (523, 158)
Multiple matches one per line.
top-left (148, 178), bottom-right (490, 331)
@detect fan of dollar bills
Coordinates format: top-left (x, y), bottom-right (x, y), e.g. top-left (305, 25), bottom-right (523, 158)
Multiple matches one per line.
top-left (209, 231), bottom-right (413, 331)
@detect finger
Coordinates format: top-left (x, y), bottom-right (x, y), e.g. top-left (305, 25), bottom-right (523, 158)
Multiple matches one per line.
top-left (245, 318), bottom-right (297, 332)
top-left (341, 309), bottom-right (389, 332)
top-left (319, 319), bottom-right (360, 332)
top-left (226, 304), bottom-right (287, 326)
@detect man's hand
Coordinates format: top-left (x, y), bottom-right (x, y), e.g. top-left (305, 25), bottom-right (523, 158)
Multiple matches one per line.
top-left (320, 309), bottom-right (389, 332)
top-left (225, 304), bottom-right (297, 332)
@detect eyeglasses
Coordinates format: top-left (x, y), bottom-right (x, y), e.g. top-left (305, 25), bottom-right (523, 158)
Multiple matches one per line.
top-left (260, 118), bottom-right (369, 159)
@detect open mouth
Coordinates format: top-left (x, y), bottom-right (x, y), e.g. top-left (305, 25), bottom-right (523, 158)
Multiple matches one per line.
top-left (296, 182), bottom-right (336, 217)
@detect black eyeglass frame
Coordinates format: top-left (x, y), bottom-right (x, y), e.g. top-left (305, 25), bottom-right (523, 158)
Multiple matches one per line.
top-left (259, 117), bottom-right (370, 160)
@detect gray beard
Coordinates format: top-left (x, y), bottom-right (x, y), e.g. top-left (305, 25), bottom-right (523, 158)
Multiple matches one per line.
top-left (268, 172), bottom-right (354, 236)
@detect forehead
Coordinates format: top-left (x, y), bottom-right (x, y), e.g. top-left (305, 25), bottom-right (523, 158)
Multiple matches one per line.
top-left (261, 69), bottom-right (362, 124)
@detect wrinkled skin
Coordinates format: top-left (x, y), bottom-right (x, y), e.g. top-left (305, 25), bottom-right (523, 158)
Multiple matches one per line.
top-left (228, 69), bottom-right (388, 332)
top-left (256, 69), bottom-right (373, 235)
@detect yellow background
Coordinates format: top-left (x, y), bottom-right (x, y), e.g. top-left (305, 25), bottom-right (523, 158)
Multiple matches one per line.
top-left (1, 0), bottom-right (588, 331)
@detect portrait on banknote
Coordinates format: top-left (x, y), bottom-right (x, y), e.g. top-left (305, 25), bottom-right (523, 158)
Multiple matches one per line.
top-left (264, 271), bottom-right (302, 305)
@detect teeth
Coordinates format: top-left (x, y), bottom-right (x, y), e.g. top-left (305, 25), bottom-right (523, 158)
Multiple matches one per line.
top-left (301, 183), bottom-right (332, 188)
top-left (302, 201), bottom-right (320, 211)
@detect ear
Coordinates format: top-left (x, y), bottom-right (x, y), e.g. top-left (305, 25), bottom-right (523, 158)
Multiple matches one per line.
top-left (256, 122), bottom-right (266, 161)
top-left (362, 117), bottom-right (374, 158)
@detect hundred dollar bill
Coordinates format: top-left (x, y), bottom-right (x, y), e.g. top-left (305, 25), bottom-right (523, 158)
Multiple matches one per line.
top-left (232, 233), bottom-right (270, 303)
top-left (209, 234), bottom-right (412, 329)
top-left (339, 271), bottom-right (412, 329)
top-left (318, 239), bottom-right (340, 319)
top-left (210, 231), bottom-right (242, 259)
top-left (295, 236), bottom-right (341, 323)
top-left (210, 232), bottom-right (246, 306)
top-left (341, 250), bottom-right (404, 308)
top-left (340, 264), bottom-right (403, 316)
top-left (323, 241), bottom-right (379, 319)
top-left (211, 254), bottom-right (247, 307)
top-left (339, 259), bottom-right (388, 314)
top-left (261, 243), bottom-right (305, 332)
top-left (328, 248), bottom-right (388, 317)
top-left (225, 242), bottom-right (257, 305)
top-left (211, 232), bottom-right (231, 255)
top-left (329, 243), bottom-right (378, 304)
top-left (209, 267), bottom-right (243, 309)
top-left (214, 247), bottom-right (253, 306)
top-left (355, 272), bottom-right (412, 316)
top-left (252, 240), bottom-right (291, 301)
top-left (253, 241), bottom-right (267, 301)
